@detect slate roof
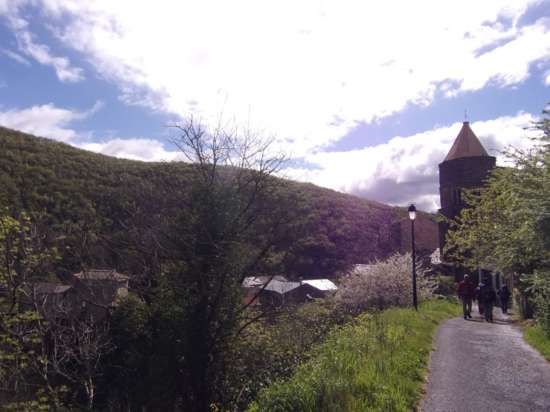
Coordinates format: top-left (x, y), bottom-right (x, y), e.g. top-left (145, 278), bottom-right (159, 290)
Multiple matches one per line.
top-left (74, 269), bottom-right (129, 281)
top-left (242, 275), bottom-right (288, 288)
top-left (301, 279), bottom-right (338, 291)
top-left (34, 283), bottom-right (73, 294)
top-left (263, 279), bottom-right (301, 294)
top-left (444, 122), bottom-right (489, 161)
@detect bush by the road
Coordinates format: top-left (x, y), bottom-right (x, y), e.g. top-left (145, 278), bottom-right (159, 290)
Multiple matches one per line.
top-left (248, 299), bottom-right (460, 412)
top-left (524, 324), bottom-right (550, 362)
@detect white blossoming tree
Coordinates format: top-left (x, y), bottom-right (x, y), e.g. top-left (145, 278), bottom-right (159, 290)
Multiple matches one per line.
top-left (334, 253), bottom-right (436, 314)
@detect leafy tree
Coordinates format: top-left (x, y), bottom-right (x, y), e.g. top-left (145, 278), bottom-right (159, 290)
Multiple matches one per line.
top-left (0, 212), bottom-right (63, 410)
top-left (446, 106), bottom-right (550, 329)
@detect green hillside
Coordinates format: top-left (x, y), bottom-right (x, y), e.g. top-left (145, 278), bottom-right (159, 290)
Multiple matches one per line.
top-left (0, 126), bottom-right (437, 279)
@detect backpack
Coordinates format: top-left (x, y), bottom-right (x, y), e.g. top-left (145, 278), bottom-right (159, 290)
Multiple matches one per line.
top-left (479, 286), bottom-right (494, 303)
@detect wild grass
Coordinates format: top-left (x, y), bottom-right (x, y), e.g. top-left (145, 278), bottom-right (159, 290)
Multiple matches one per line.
top-left (524, 324), bottom-right (550, 362)
top-left (248, 299), bottom-right (460, 412)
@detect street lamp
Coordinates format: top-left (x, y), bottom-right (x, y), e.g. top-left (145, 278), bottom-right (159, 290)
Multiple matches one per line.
top-left (408, 204), bottom-right (418, 310)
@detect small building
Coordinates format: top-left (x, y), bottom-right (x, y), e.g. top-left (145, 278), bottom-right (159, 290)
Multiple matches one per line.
top-left (260, 279), bottom-right (302, 306)
top-left (23, 283), bottom-right (79, 319)
top-left (22, 269), bottom-right (130, 322)
top-left (244, 277), bottom-right (338, 307)
top-left (72, 269), bottom-right (129, 307)
top-left (241, 275), bottom-right (288, 305)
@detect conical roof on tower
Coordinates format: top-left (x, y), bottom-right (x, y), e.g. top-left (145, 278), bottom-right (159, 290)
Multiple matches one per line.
top-left (444, 121), bottom-right (489, 162)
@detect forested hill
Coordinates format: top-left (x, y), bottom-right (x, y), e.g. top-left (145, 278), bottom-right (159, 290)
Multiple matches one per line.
top-left (0, 126), bottom-right (438, 279)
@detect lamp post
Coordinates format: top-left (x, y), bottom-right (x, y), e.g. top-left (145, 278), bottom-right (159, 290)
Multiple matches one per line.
top-left (408, 204), bottom-right (418, 311)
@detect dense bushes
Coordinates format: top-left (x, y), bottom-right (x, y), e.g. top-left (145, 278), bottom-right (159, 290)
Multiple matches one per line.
top-left (248, 300), bottom-right (459, 412)
top-left (222, 299), bottom-right (346, 410)
top-left (525, 270), bottom-right (550, 337)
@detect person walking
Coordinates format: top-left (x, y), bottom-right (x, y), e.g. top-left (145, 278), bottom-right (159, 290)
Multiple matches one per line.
top-left (457, 274), bottom-right (475, 320)
top-left (478, 282), bottom-right (497, 322)
top-left (475, 282), bottom-right (484, 315)
top-left (498, 284), bottom-right (511, 314)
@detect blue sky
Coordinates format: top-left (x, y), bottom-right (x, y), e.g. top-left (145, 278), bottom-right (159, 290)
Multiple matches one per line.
top-left (1, 0), bottom-right (549, 211)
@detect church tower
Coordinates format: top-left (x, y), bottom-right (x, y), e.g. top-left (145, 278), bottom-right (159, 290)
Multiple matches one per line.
top-left (438, 121), bottom-right (496, 255)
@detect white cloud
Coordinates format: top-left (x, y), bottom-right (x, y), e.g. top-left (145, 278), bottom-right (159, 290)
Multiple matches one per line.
top-left (15, 30), bottom-right (84, 82)
top-left (0, 101), bottom-right (180, 161)
top-left (1, 47), bottom-right (31, 65)
top-left (0, 0), bottom-right (84, 82)
top-left (0, 102), bottom-right (93, 141)
top-left (285, 112), bottom-right (538, 212)
top-left (79, 138), bottom-right (180, 162)
top-left (0, 102), bottom-right (539, 209)
top-left (14, 0), bottom-right (547, 155)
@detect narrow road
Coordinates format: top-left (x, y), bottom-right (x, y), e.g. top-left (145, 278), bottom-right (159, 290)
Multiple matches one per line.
top-left (420, 306), bottom-right (550, 412)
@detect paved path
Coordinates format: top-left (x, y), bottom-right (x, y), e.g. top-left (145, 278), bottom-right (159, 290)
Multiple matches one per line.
top-left (421, 306), bottom-right (550, 412)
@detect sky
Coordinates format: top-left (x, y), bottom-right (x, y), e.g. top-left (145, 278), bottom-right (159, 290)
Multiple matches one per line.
top-left (1, 0), bottom-right (549, 211)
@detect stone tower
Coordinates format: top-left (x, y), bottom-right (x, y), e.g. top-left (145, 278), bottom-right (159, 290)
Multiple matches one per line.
top-left (438, 121), bottom-right (496, 255)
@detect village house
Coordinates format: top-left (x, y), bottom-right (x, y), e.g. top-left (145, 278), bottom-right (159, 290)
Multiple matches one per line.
top-left (242, 276), bottom-right (338, 307)
top-left (24, 269), bottom-right (130, 321)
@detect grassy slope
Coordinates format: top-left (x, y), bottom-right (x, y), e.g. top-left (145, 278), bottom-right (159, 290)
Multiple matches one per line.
top-left (524, 325), bottom-right (550, 362)
top-left (248, 300), bottom-right (460, 412)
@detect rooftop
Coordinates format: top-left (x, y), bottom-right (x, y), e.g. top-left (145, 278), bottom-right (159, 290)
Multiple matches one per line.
top-left (444, 121), bottom-right (490, 162)
top-left (74, 269), bottom-right (129, 281)
top-left (33, 283), bottom-right (73, 294)
top-left (242, 275), bottom-right (288, 288)
top-left (264, 279), bottom-right (301, 295)
top-left (301, 279), bottom-right (338, 291)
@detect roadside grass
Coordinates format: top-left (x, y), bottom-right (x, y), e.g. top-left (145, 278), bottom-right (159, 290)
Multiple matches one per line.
top-left (524, 324), bottom-right (550, 361)
top-left (248, 299), bottom-right (460, 412)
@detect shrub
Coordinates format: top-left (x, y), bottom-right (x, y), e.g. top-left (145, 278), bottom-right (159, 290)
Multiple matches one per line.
top-left (333, 253), bottom-right (436, 315)
top-left (248, 300), bottom-right (460, 412)
top-left (221, 299), bottom-right (347, 410)
top-left (525, 269), bottom-right (550, 337)
top-left (434, 275), bottom-right (456, 297)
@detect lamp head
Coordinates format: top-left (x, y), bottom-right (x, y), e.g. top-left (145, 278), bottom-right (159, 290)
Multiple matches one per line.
top-left (408, 204), bottom-right (416, 221)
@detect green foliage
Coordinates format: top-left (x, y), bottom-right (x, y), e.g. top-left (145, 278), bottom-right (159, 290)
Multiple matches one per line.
top-left (248, 300), bottom-right (460, 412)
top-left (524, 324), bottom-right (550, 361)
top-left (523, 270), bottom-right (550, 337)
top-left (445, 105), bottom-right (550, 330)
top-left (434, 275), bottom-right (456, 297)
top-left (0, 211), bottom-right (64, 410)
top-left (223, 299), bottom-right (348, 410)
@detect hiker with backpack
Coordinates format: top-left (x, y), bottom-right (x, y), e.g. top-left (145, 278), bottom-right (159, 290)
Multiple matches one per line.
top-left (498, 284), bottom-right (511, 314)
top-left (478, 282), bottom-right (497, 322)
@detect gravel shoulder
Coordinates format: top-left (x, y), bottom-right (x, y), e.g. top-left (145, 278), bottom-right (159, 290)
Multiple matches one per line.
top-left (420, 306), bottom-right (550, 412)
